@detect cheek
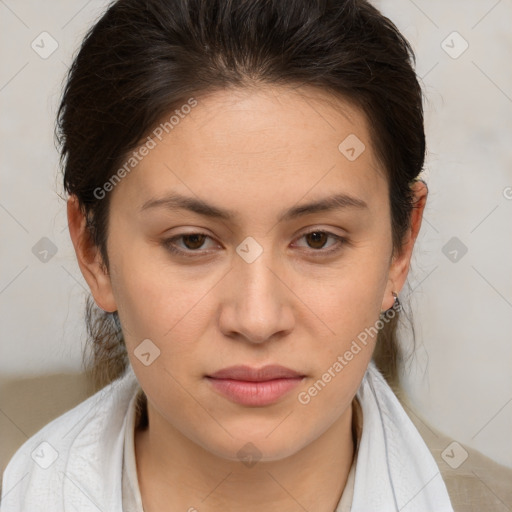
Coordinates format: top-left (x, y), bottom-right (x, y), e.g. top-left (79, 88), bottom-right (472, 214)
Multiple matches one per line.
top-left (298, 251), bottom-right (389, 339)
top-left (110, 257), bottom-right (216, 411)
top-left (291, 259), bottom-right (388, 429)
top-left (108, 240), bottom-right (214, 351)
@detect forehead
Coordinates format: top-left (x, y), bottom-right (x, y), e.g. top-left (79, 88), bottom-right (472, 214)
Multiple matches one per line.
top-left (110, 85), bottom-right (387, 218)
top-left (170, 85), bottom-right (372, 157)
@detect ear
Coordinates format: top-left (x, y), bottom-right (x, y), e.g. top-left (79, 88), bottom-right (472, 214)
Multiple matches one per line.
top-left (381, 180), bottom-right (428, 311)
top-left (67, 195), bottom-right (117, 312)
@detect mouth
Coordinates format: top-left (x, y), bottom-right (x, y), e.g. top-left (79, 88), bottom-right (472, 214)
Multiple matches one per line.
top-left (205, 365), bottom-right (306, 407)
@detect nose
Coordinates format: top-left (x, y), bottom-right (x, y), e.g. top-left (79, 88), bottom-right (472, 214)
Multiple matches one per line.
top-left (218, 248), bottom-right (295, 344)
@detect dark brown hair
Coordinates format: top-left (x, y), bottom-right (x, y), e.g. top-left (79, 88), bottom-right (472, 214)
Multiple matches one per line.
top-left (57, 0), bottom-right (424, 392)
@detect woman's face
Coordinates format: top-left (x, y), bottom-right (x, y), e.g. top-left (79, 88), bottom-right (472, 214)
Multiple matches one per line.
top-left (77, 86), bottom-right (413, 461)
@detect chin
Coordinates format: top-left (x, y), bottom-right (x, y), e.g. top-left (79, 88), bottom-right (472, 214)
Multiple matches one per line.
top-left (197, 428), bottom-right (307, 464)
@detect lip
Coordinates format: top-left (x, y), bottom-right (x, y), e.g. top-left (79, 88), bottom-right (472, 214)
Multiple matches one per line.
top-left (208, 364), bottom-right (303, 381)
top-left (206, 365), bottom-right (305, 406)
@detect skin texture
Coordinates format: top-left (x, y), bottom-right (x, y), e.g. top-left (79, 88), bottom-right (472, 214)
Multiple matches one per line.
top-left (68, 85), bottom-right (427, 512)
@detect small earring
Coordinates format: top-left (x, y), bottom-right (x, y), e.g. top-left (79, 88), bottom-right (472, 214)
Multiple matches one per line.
top-left (391, 291), bottom-right (401, 312)
top-left (381, 291), bottom-right (401, 314)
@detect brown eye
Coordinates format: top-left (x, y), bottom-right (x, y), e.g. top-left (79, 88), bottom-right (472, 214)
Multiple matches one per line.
top-left (304, 231), bottom-right (328, 249)
top-left (181, 233), bottom-right (207, 250)
top-left (162, 232), bottom-right (218, 257)
top-left (292, 229), bottom-right (348, 257)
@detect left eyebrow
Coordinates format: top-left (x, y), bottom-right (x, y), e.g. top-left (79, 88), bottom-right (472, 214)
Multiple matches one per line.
top-left (140, 192), bottom-right (368, 222)
top-left (278, 193), bottom-right (368, 222)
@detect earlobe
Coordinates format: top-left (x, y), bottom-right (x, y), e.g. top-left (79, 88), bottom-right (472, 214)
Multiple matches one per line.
top-left (67, 195), bottom-right (117, 312)
top-left (380, 291), bottom-right (401, 314)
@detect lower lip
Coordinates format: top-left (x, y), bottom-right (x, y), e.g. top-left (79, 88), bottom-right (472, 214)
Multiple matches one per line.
top-left (206, 377), bottom-right (304, 406)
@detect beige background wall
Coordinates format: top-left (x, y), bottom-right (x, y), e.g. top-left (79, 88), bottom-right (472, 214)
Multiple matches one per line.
top-left (1, 0), bottom-right (511, 469)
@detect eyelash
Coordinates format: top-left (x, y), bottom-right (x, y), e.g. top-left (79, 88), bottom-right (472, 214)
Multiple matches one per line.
top-left (161, 230), bottom-right (349, 259)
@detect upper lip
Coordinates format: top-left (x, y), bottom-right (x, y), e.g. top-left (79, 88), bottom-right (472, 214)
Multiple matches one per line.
top-left (207, 365), bottom-right (304, 382)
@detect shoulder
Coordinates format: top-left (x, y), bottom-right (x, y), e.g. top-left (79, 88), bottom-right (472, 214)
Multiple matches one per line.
top-left (1, 367), bottom-right (140, 512)
top-left (398, 394), bottom-right (512, 512)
